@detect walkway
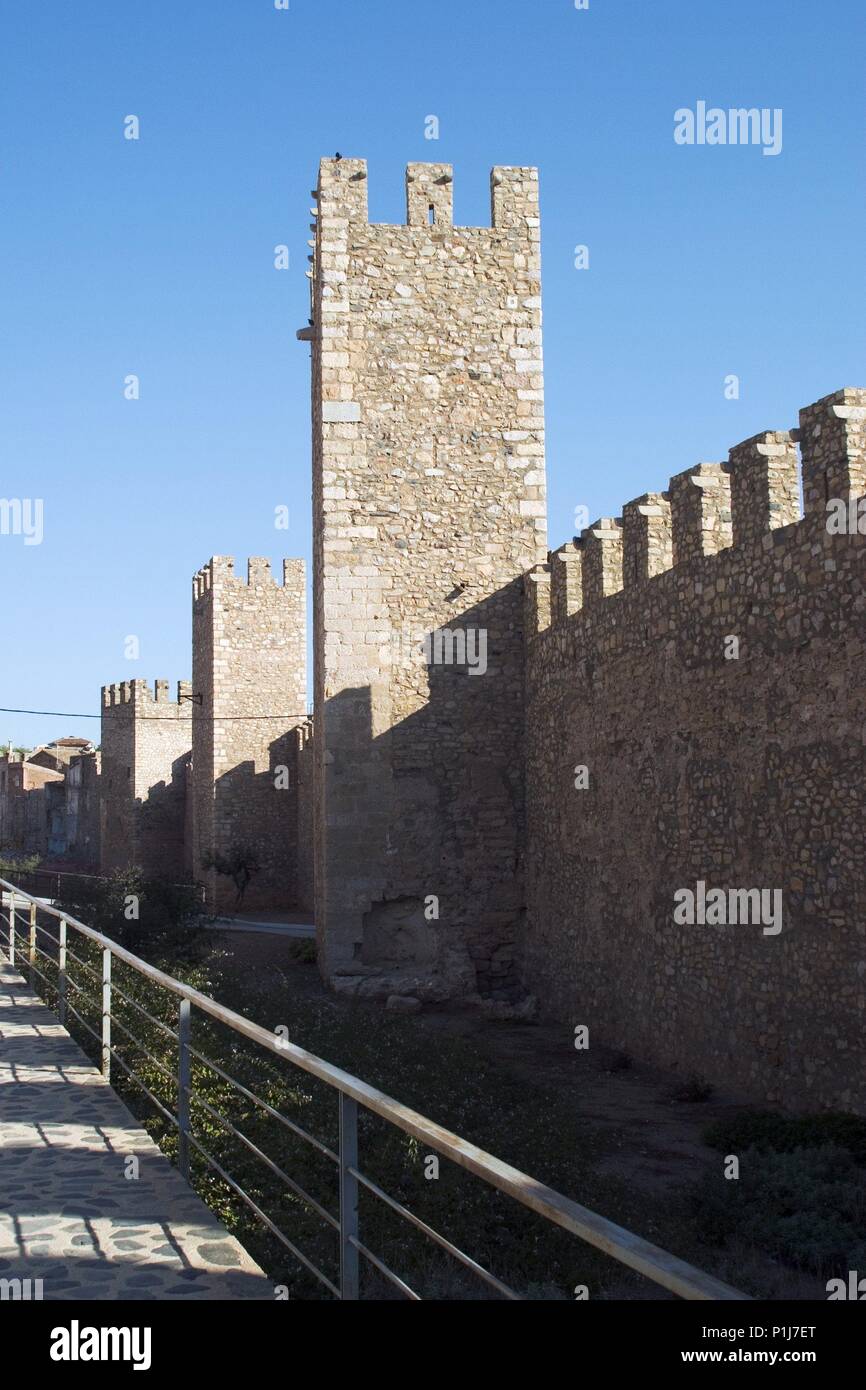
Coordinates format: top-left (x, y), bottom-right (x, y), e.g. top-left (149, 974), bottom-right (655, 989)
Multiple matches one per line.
top-left (210, 914), bottom-right (315, 939)
top-left (0, 959), bottom-right (271, 1300)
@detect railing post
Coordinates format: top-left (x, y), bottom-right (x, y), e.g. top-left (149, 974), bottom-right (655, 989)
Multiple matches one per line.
top-left (101, 948), bottom-right (111, 1081)
top-left (339, 1093), bottom-right (360, 1300)
top-left (9, 898), bottom-right (16, 968)
top-left (29, 902), bottom-right (36, 982)
top-left (177, 998), bottom-right (191, 1181)
top-left (58, 918), bottom-right (67, 1026)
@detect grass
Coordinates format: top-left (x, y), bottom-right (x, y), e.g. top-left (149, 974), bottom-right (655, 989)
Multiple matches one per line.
top-left (17, 884), bottom-right (866, 1301)
top-left (692, 1146), bottom-right (866, 1279)
top-left (22, 924), bottom-right (689, 1299)
top-left (703, 1110), bottom-right (866, 1163)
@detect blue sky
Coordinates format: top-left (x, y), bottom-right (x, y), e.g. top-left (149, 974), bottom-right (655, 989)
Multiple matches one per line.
top-left (1, 0), bottom-right (863, 749)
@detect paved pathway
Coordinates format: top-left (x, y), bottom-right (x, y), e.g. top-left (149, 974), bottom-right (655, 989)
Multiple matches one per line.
top-left (0, 959), bottom-right (271, 1300)
top-left (210, 918), bottom-right (315, 938)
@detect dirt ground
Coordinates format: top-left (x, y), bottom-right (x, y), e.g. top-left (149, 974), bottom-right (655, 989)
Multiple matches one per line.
top-left (209, 926), bottom-right (750, 1197)
top-left (205, 926), bottom-right (826, 1299)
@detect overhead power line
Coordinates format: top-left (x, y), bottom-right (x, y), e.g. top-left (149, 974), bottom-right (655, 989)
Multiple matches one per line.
top-left (0, 706), bottom-right (311, 722)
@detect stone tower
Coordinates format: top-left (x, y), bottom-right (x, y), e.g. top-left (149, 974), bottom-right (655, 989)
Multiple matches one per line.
top-left (305, 158), bottom-right (547, 1001)
top-left (191, 556), bottom-right (307, 911)
top-left (100, 679), bottom-right (192, 877)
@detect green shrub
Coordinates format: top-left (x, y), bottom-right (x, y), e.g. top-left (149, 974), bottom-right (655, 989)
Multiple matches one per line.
top-left (56, 868), bottom-right (210, 962)
top-left (285, 938), bottom-right (317, 964)
top-left (703, 1110), bottom-right (866, 1164)
top-left (0, 850), bottom-right (40, 877)
top-left (692, 1144), bottom-right (866, 1277)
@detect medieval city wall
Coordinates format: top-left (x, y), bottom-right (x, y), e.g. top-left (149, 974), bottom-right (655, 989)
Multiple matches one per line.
top-left (294, 720), bottom-right (315, 914)
top-left (191, 556), bottom-right (307, 912)
top-left (309, 158), bottom-right (548, 1001)
top-left (64, 752), bottom-right (101, 867)
top-left (0, 759), bottom-right (64, 858)
top-left (523, 388), bottom-right (866, 1114)
top-left (100, 679), bottom-right (192, 877)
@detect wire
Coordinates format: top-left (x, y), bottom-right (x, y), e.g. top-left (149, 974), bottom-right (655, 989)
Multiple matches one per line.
top-left (0, 706), bottom-right (311, 723)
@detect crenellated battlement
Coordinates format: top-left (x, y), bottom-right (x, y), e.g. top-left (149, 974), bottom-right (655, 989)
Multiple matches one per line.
top-left (313, 157), bottom-right (540, 234)
top-left (100, 679), bottom-right (193, 879)
top-left (101, 679), bottom-right (192, 712)
top-left (191, 549), bottom-right (308, 912)
top-left (799, 386), bottom-right (866, 514)
top-left (192, 556), bottom-right (305, 601)
top-left (621, 492), bottom-right (673, 588)
top-left (527, 388), bottom-right (866, 640)
top-left (303, 153), bottom-right (866, 1107)
top-left (525, 383), bottom-right (866, 1117)
top-left (309, 151), bottom-right (545, 997)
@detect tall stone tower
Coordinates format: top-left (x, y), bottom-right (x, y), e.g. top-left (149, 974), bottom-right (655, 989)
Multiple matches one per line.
top-left (100, 679), bottom-right (192, 877)
top-left (305, 158), bottom-right (547, 1001)
top-left (191, 556), bottom-right (307, 912)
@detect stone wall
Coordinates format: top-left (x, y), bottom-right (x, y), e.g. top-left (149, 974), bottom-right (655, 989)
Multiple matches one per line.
top-left (63, 752), bottom-right (101, 868)
top-left (307, 158), bottom-right (548, 1001)
top-left (295, 721), bottom-right (315, 913)
top-left (100, 680), bottom-right (192, 877)
top-left (0, 757), bottom-right (65, 858)
top-left (523, 388), bottom-right (866, 1114)
top-left (191, 557), bottom-right (307, 912)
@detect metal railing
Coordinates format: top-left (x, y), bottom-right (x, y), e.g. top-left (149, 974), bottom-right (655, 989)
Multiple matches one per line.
top-left (0, 877), bottom-right (748, 1301)
top-left (1, 865), bottom-right (206, 906)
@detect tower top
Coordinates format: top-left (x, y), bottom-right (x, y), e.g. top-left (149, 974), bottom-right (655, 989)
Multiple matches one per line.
top-left (313, 158), bottom-right (540, 232)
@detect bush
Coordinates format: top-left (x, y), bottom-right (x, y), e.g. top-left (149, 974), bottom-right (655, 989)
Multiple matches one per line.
top-left (692, 1144), bottom-right (866, 1277)
top-left (703, 1110), bottom-right (866, 1165)
top-left (285, 938), bottom-right (317, 964)
top-left (0, 850), bottom-right (40, 877)
top-left (55, 868), bottom-right (210, 962)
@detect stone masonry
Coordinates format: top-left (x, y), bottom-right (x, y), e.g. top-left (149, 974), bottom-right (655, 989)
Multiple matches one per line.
top-left (0, 756), bottom-right (65, 859)
top-left (89, 158), bottom-right (864, 1118)
top-left (306, 158), bottom-right (547, 1001)
top-left (100, 680), bottom-right (193, 878)
top-left (191, 557), bottom-right (307, 912)
top-left (523, 388), bottom-right (866, 1114)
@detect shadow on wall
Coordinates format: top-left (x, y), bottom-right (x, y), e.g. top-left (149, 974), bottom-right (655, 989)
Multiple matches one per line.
top-left (206, 731), bottom-right (300, 913)
top-left (316, 580), bottom-right (527, 1008)
top-left (137, 753), bottom-right (191, 881)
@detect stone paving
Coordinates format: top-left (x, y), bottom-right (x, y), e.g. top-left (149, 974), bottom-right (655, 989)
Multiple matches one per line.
top-left (0, 958), bottom-right (271, 1300)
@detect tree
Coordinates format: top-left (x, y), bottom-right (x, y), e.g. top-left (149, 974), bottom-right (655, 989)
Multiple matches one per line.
top-left (201, 843), bottom-right (261, 913)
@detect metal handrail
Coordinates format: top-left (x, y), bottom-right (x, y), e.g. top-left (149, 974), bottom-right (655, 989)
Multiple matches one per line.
top-left (0, 876), bottom-right (749, 1301)
top-left (1, 866), bottom-right (205, 897)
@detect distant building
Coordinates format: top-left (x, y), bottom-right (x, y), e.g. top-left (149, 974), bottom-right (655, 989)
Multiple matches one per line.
top-left (0, 739), bottom-right (100, 867)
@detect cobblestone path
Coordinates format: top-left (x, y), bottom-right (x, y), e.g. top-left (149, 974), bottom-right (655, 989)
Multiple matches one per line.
top-left (0, 959), bottom-right (271, 1300)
